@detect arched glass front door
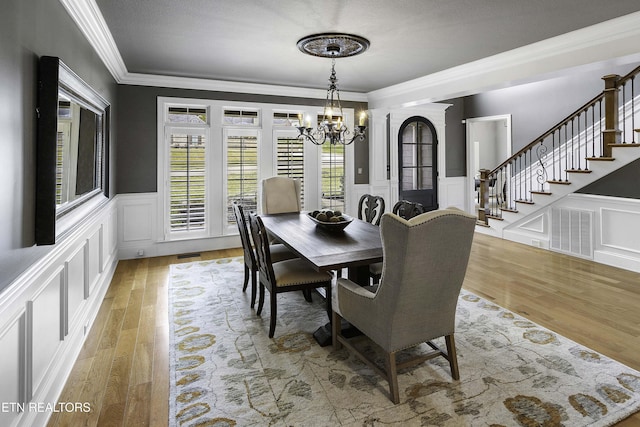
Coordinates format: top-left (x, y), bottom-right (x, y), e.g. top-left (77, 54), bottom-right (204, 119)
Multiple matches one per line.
top-left (398, 116), bottom-right (438, 211)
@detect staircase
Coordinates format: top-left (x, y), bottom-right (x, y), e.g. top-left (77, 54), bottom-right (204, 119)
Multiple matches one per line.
top-left (477, 65), bottom-right (640, 237)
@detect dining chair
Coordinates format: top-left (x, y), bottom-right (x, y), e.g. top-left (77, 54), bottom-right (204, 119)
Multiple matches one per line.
top-left (392, 200), bottom-right (427, 220)
top-left (332, 208), bottom-right (476, 403)
top-left (357, 194), bottom-right (385, 226)
top-left (249, 212), bottom-right (333, 338)
top-left (357, 194), bottom-right (386, 284)
top-left (232, 202), bottom-right (296, 308)
top-left (261, 176), bottom-right (302, 214)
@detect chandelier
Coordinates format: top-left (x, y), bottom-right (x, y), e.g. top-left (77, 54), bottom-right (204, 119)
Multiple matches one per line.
top-left (295, 33), bottom-right (370, 146)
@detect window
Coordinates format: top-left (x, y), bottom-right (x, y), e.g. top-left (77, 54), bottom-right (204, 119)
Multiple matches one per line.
top-left (223, 109), bottom-right (259, 126)
top-left (168, 129), bottom-right (207, 233)
top-left (276, 135), bottom-right (305, 207)
top-left (273, 112), bottom-right (302, 127)
top-left (168, 106), bottom-right (207, 124)
top-left (226, 131), bottom-right (258, 226)
top-left (321, 143), bottom-right (345, 212)
top-left (158, 98), bottom-right (355, 242)
top-left (317, 114), bottom-right (346, 212)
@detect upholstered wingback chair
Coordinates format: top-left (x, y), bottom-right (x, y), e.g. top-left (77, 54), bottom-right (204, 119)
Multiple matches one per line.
top-left (332, 208), bottom-right (476, 403)
top-left (261, 176), bottom-right (302, 214)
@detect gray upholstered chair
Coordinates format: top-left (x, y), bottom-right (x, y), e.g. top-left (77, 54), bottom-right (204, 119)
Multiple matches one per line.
top-left (261, 176), bottom-right (302, 214)
top-left (332, 208), bottom-right (476, 403)
top-left (232, 202), bottom-right (296, 308)
top-left (249, 212), bottom-right (333, 338)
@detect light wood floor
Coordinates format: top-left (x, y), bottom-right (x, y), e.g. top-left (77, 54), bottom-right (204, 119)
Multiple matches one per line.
top-left (47, 234), bottom-right (640, 426)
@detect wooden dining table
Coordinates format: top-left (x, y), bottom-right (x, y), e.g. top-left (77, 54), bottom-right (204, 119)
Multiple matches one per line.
top-left (260, 212), bottom-right (383, 345)
top-left (260, 212), bottom-right (383, 284)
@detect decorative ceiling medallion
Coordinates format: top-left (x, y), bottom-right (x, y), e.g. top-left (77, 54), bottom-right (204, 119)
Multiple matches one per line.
top-left (297, 33), bottom-right (370, 58)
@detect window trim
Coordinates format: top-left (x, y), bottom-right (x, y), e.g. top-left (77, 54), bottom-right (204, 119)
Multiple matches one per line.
top-left (157, 97), bottom-right (356, 243)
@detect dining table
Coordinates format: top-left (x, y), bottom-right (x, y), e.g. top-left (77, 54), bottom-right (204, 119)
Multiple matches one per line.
top-left (260, 211), bottom-right (383, 345)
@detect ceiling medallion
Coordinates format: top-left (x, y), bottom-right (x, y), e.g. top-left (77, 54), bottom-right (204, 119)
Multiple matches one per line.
top-left (296, 33), bottom-right (369, 145)
top-left (296, 33), bottom-right (370, 58)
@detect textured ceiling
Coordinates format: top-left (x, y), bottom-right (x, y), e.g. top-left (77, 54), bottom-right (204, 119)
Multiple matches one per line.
top-left (95, 0), bottom-right (640, 93)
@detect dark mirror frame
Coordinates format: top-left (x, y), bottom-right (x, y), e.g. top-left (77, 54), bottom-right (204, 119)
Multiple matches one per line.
top-left (36, 56), bottom-right (110, 245)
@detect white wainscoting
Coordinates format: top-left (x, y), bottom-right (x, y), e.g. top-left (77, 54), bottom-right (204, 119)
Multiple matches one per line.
top-left (503, 194), bottom-right (640, 273)
top-left (0, 199), bottom-right (117, 427)
top-left (117, 193), bottom-right (239, 260)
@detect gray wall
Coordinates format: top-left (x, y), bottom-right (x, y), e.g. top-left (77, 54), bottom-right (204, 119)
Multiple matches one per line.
top-left (442, 98), bottom-right (467, 177)
top-left (116, 85), bottom-right (369, 193)
top-left (0, 0), bottom-right (117, 292)
top-left (454, 62), bottom-right (640, 198)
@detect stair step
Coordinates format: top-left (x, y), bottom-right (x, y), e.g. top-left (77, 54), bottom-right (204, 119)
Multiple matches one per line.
top-left (586, 157), bottom-right (615, 161)
top-left (486, 214), bottom-right (503, 221)
top-left (547, 180), bottom-right (571, 185)
top-left (531, 191), bottom-right (552, 195)
top-left (515, 199), bottom-right (534, 205)
top-left (476, 220), bottom-right (490, 228)
top-left (609, 143), bottom-right (640, 147)
top-left (566, 168), bottom-right (593, 173)
top-left (500, 207), bottom-right (518, 213)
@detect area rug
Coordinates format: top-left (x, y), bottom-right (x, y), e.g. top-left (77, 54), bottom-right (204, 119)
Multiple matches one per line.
top-left (167, 258), bottom-right (640, 426)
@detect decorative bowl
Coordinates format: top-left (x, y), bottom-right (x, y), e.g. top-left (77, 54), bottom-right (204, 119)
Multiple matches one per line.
top-left (307, 212), bottom-right (354, 232)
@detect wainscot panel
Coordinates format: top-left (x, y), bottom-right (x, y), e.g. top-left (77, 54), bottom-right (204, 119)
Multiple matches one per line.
top-left (0, 198), bottom-right (118, 427)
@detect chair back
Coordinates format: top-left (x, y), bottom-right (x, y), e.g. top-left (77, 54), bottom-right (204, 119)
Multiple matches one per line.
top-left (357, 194), bottom-right (385, 225)
top-left (375, 208), bottom-right (476, 349)
top-left (261, 176), bottom-right (301, 214)
top-left (248, 213), bottom-right (276, 285)
top-left (392, 200), bottom-right (426, 220)
top-left (232, 202), bottom-right (256, 269)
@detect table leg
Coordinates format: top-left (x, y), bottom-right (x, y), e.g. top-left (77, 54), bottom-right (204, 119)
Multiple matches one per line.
top-left (313, 265), bottom-right (368, 347)
top-left (348, 264), bottom-right (371, 286)
top-left (313, 319), bottom-right (361, 347)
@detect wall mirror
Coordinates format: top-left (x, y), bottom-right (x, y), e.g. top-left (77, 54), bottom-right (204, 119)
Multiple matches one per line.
top-left (36, 56), bottom-right (110, 245)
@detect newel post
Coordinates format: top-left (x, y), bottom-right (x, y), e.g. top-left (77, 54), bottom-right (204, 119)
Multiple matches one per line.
top-left (477, 169), bottom-right (490, 224)
top-left (602, 74), bottom-right (621, 157)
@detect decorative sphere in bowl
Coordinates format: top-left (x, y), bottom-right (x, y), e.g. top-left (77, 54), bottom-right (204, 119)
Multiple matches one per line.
top-left (307, 210), bottom-right (353, 232)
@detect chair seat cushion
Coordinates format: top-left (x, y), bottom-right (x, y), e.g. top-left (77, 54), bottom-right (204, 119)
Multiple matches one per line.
top-left (272, 259), bottom-right (332, 287)
top-left (270, 243), bottom-right (296, 263)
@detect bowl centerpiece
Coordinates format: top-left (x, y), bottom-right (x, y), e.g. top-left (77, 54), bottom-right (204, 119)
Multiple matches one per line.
top-left (307, 209), bottom-right (353, 232)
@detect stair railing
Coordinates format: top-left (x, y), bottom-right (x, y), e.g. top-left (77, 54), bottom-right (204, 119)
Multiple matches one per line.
top-left (478, 64), bottom-right (640, 224)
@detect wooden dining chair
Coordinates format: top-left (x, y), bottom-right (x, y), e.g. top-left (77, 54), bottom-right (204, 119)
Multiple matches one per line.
top-left (231, 202), bottom-right (296, 308)
top-left (357, 194), bottom-right (386, 284)
top-left (248, 212), bottom-right (333, 338)
top-left (392, 200), bottom-right (427, 220)
top-left (332, 208), bottom-right (476, 403)
top-left (357, 194), bottom-right (386, 226)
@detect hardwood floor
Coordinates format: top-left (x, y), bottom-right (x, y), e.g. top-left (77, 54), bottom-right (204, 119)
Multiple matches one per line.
top-left (47, 234), bottom-right (640, 426)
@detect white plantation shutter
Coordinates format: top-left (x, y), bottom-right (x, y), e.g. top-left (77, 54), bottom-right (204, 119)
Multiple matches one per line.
top-left (226, 131), bottom-right (258, 225)
top-left (276, 135), bottom-right (305, 208)
top-left (168, 130), bottom-right (206, 233)
top-left (321, 142), bottom-right (345, 212)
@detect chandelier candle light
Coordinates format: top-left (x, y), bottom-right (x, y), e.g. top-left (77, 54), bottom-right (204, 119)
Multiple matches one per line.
top-left (296, 33), bottom-right (370, 145)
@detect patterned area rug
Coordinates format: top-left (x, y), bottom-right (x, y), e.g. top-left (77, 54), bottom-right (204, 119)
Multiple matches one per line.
top-left (168, 258), bottom-right (640, 426)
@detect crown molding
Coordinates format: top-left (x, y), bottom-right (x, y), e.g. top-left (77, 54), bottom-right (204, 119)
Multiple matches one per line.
top-left (61, 0), bottom-right (640, 106)
top-left (119, 72), bottom-right (368, 102)
top-left (58, 0), bottom-right (128, 80)
top-left (367, 11), bottom-right (640, 108)
top-left (58, 0), bottom-right (367, 102)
